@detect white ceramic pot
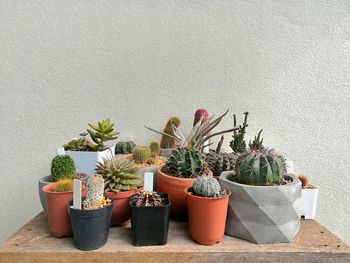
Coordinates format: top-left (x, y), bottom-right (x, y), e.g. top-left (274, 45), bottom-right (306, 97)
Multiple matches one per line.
top-left (299, 185), bottom-right (319, 219)
top-left (65, 145), bottom-right (115, 175)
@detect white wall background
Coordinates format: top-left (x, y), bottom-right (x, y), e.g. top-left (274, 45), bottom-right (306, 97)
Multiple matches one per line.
top-left (0, 0), bottom-right (349, 244)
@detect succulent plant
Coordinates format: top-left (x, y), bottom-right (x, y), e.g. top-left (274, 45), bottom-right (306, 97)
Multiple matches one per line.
top-left (115, 141), bottom-right (136, 154)
top-left (193, 109), bottom-right (209, 126)
top-left (130, 191), bottom-right (164, 207)
top-left (165, 148), bottom-right (210, 178)
top-left (159, 116), bottom-right (181, 149)
top-left (234, 148), bottom-right (286, 186)
top-left (95, 158), bottom-right (143, 192)
top-left (83, 175), bottom-right (105, 210)
top-left (206, 151), bottom-right (237, 177)
top-left (192, 175), bottom-right (221, 197)
top-left (230, 112), bottom-right (249, 153)
top-left (149, 141), bottom-right (160, 156)
top-left (146, 110), bottom-right (239, 151)
top-left (51, 155), bottom-right (76, 182)
top-left (249, 129), bottom-right (264, 151)
top-left (63, 137), bottom-right (87, 151)
top-left (298, 175), bottom-right (309, 189)
top-left (87, 119), bottom-right (119, 151)
top-left (56, 178), bottom-right (74, 192)
top-left (133, 146), bottom-right (152, 164)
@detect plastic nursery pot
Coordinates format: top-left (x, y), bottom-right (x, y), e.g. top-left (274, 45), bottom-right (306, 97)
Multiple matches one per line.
top-left (130, 193), bottom-right (171, 246)
top-left (156, 165), bottom-right (195, 218)
top-left (68, 199), bottom-right (114, 251)
top-left (43, 183), bottom-right (87, 238)
top-left (185, 187), bottom-right (231, 245)
top-left (105, 189), bottom-right (142, 226)
top-left (38, 175), bottom-right (53, 211)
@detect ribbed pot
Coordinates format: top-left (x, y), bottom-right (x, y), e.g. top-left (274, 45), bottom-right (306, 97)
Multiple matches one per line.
top-left (219, 171), bottom-right (301, 244)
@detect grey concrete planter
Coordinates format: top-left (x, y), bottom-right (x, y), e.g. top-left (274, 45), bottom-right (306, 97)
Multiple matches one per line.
top-left (38, 175), bottom-right (53, 211)
top-left (219, 171), bottom-right (301, 244)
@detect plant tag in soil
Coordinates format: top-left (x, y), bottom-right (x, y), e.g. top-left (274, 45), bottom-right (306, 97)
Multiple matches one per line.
top-left (144, 172), bottom-right (154, 192)
top-left (73, 179), bottom-right (82, 209)
top-left (57, 147), bottom-right (66, 156)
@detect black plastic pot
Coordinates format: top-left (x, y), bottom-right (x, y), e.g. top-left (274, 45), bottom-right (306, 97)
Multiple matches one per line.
top-left (68, 199), bottom-right (113, 251)
top-left (130, 193), bottom-right (171, 246)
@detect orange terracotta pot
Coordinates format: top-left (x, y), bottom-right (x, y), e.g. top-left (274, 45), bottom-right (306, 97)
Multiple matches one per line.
top-left (43, 183), bottom-right (86, 238)
top-left (105, 189), bottom-right (141, 226)
top-left (185, 187), bottom-right (231, 245)
top-left (157, 166), bottom-right (195, 217)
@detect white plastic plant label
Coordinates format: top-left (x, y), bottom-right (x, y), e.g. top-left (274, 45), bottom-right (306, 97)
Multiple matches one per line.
top-left (144, 172), bottom-right (154, 192)
top-left (73, 179), bottom-right (82, 209)
top-left (57, 147), bottom-right (65, 156)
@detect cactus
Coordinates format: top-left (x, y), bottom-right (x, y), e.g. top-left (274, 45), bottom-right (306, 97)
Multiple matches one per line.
top-left (165, 148), bottom-right (209, 178)
top-left (51, 155), bottom-right (76, 182)
top-left (193, 109), bottom-right (209, 126)
top-left (56, 178), bottom-right (74, 192)
top-left (160, 116), bottom-right (181, 149)
top-left (115, 141), bottom-right (136, 154)
top-left (234, 148), bottom-right (286, 186)
top-left (149, 141), bottom-right (160, 156)
top-left (87, 119), bottom-right (119, 151)
top-left (131, 191), bottom-right (163, 207)
top-left (192, 175), bottom-right (221, 197)
top-left (249, 129), bottom-right (264, 151)
top-left (95, 158), bottom-right (143, 192)
top-left (298, 175), bottom-right (309, 189)
top-left (133, 147), bottom-right (152, 164)
top-left (230, 112), bottom-right (249, 153)
top-left (206, 151), bottom-right (237, 177)
top-left (83, 175), bottom-right (105, 210)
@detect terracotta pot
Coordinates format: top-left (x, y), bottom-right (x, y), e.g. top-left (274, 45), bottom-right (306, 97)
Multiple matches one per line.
top-left (156, 166), bottom-right (195, 217)
top-left (105, 189), bottom-right (141, 226)
top-left (43, 183), bottom-right (86, 238)
top-left (185, 187), bottom-right (231, 245)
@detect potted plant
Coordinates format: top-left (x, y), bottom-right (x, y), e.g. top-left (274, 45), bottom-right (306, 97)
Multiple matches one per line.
top-left (69, 175), bottom-right (113, 251)
top-left (114, 140), bottom-right (136, 158)
top-left (156, 116), bottom-right (181, 158)
top-left (146, 110), bottom-right (238, 216)
top-left (38, 154), bottom-right (76, 211)
top-left (43, 178), bottom-right (86, 237)
top-left (185, 175), bottom-right (231, 245)
top-left (63, 119), bottom-right (119, 175)
top-left (298, 175), bottom-right (319, 219)
top-left (130, 191), bottom-right (170, 246)
top-left (219, 146), bottom-right (301, 244)
top-left (95, 158), bottom-right (143, 226)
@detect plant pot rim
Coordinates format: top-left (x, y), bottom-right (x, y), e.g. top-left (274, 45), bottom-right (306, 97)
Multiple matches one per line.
top-left (64, 144), bottom-right (115, 153)
top-left (184, 187), bottom-right (231, 200)
top-left (39, 175), bottom-right (52, 182)
top-left (69, 200), bottom-right (114, 212)
top-left (220, 171), bottom-right (300, 189)
top-left (42, 182), bottom-right (73, 194)
top-left (130, 192), bottom-right (171, 208)
top-left (157, 165), bottom-right (197, 181)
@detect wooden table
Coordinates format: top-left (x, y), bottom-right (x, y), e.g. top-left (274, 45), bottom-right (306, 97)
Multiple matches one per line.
top-left (0, 212), bottom-right (349, 263)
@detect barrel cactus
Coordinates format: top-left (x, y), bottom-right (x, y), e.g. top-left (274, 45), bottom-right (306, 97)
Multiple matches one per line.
top-left (234, 148), bottom-right (286, 186)
top-left (83, 175), bottom-right (105, 210)
top-left (51, 155), bottom-right (76, 181)
top-left (206, 151), bottom-right (237, 177)
top-left (131, 191), bottom-right (163, 207)
top-left (192, 176), bottom-right (221, 197)
top-left (149, 141), bottom-right (160, 156)
top-left (95, 158), bottom-right (143, 192)
top-left (133, 146), bottom-right (152, 164)
top-left (115, 141), bottom-right (136, 154)
top-left (56, 178), bottom-right (74, 192)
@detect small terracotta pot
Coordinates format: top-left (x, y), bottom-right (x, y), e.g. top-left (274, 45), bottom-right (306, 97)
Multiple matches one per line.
top-left (157, 166), bottom-right (195, 217)
top-left (105, 189), bottom-right (141, 226)
top-left (185, 187), bottom-right (231, 245)
top-left (43, 183), bottom-right (86, 238)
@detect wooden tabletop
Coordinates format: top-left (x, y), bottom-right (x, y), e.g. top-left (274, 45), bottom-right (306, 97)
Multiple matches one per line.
top-left (0, 212), bottom-right (349, 263)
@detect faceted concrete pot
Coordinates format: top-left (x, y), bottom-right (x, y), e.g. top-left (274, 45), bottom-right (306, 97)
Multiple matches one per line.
top-left (219, 171), bottom-right (301, 244)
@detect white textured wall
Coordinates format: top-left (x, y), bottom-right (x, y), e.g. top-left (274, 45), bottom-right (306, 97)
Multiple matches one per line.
top-left (1, 0), bottom-right (349, 243)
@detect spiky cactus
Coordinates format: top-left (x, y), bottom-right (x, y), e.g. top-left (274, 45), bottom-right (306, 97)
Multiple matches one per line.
top-left (133, 147), bottom-right (152, 164)
top-left (87, 119), bottom-right (119, 151)
top-left (56, 178), bottom-right (74, 192)
top-left (83, 175), bottom-right (105, 210)
top-left (51, 155), bottom-right (76, 181)
top-left (165, 148), bottom-right (209, 178)
top-left (192, 176), bottom-right (221, 197)
top-left (193, 109), bottom-right (209, 126)
top-left (160, 116), bottom-right (181, 149)
top-left (206, 151), bottom-right (237, 177)
top-left (149, 141), bottom-right (160, 156)
top-left (95, 158), bottom-right (143, 192)
top-left (234, 148), bottom-right (286, 186)
top-left (115, 141), bottom-right (136, 154)
top-left (130, 191), bottom-right (163, 207)
top-left (230, 112), bottom-right (249, 153)
top-left (249, 129), bottom-right (264, 151)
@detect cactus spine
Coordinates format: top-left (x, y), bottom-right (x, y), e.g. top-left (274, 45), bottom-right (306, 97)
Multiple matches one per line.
top-left (51, 155), bottom-right (76, 182)
top-left (192, 176), bottom-right (221, 197)
top-left (56, 178), bottom-right (74, 192)
top-left (83, 175), bottom-right (105, 210)
top-left (133, 147), bottom-right (152, 163)
top-left (160, 116), bottom-right (181, 149)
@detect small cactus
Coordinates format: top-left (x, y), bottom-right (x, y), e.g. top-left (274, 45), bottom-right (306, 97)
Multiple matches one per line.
top-left (193, 109), bottom-right (209, 126)
top-left (131, 191), bottom-right (163, 207)
top-left (192, 176), bottom-right (221, 197)
top-left (249, 129), bottom-right (264, 151)
top-left (56, 178), bottom-right (74, 192)
top-left (115, 141), bottom-right (136, 154)
top-left (51, 155), bottom-right (76, 182)
top-left (230, 112), bottom-right (249, 153)
top-left (133, 147), bottom-right (152, 164)
top-left (83, 175), bottom-right (105, 210)
top-left (206, 151), bottom-right (237, 177)
top-left (149, 141), bottom-right (160, 156)
top-left (160, 116), bottom-right (181, 149)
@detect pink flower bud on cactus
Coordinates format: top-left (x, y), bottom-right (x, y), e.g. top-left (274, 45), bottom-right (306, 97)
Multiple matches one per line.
top-left (193, 109), bottom-right (209, 126)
